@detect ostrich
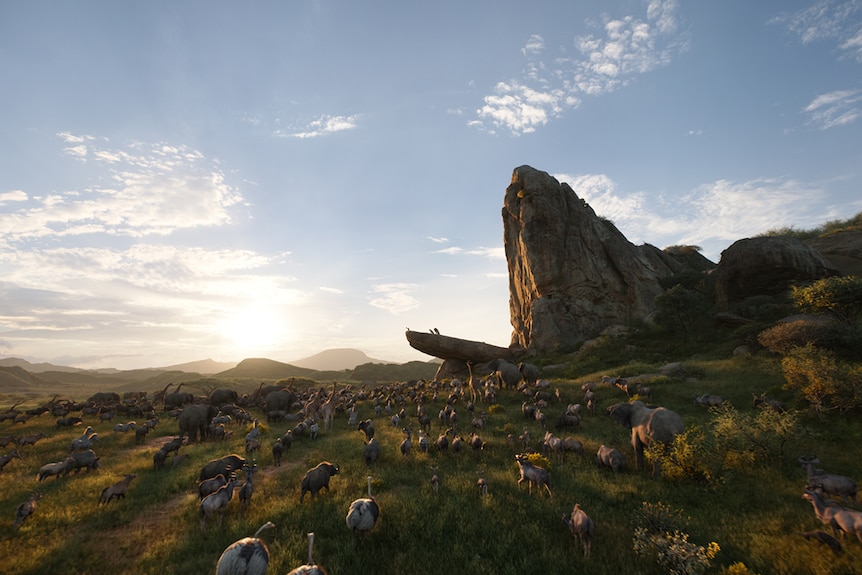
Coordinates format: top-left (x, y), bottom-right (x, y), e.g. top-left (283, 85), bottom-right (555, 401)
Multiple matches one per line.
top-left (346, 476), bottom-right (380, 544)
top-left (13, 492), bottom-right (41, 528)
top-left (400, 428), bottom-right (411, 457)
top-left (215, 521), bottom-right (275, 575)
top-left (287, 532), bottom-right (328, 575)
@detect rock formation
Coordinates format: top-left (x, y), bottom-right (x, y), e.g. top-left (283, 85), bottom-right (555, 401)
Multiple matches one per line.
top-left (502, 165), bottom-right (710, 354)
top-left (405, 165), bottom-right (857, 362)
top-left (713, 236), bottom-right (840, 311)
top-left (804, 230), bottom-right (862, 277)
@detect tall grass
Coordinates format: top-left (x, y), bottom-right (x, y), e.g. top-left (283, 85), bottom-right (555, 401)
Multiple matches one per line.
top-left (1, 353), bottom-right (861, 574)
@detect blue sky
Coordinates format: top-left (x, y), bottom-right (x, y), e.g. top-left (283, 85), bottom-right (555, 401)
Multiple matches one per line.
top-left (1, 0), bottom-right (861, 370)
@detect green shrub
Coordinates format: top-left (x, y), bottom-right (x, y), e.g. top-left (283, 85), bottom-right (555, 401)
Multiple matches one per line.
top-left (661, 404), bottom-right (803, 482)
top-left (720, 563), bottom-right (762, 575)
top-left (632, 501), bottom-right (720, 575)
top-left (781, 343), bottom-right (862, 414)
top-left (757, 320), bottom-right (841, 354)
top-left (792, 275), bottom-right (862, 327)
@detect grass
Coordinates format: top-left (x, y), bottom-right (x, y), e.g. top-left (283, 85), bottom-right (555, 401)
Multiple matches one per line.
top-left (1, 350), bottom-right (862, 574)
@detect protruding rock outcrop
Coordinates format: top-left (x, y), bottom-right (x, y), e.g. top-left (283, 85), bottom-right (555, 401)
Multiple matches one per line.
top-left (502, 165), bottom-right (710, 354)
top-left (713, 236), bottom-right (840, 311)
top-left (804, 230), bottom-right (862, 277)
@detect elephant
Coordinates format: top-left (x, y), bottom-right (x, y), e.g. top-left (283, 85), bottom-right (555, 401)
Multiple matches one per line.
top-left (178, 404), bottom-right (218, 443)
top-left (518, 362), bottom-right (540, 386)
top-left (164, 383), bottom-right (195, 410)
top-left (209, 388), bottom-right (238, 406)
top-left (432, 359), bottom-right (471, 382)
top-left (487, 358), bottom-right (521, 390)
top-left (264, 390), bottom-right (298, 421)
top-left (607, 400), bottom-right (683, 479)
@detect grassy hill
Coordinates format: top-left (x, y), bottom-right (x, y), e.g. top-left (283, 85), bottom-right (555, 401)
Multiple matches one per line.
top-left (1, 321), bottom-right (861, 575)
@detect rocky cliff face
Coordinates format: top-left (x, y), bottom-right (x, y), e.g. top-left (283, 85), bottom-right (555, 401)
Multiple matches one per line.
top-left (502, 165), bottom-right (711, 354)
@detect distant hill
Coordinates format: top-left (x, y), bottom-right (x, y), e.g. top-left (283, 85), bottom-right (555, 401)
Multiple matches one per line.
top-left (216, 358), bottom-right (317, 380)
top-left (0, 357), bottom-right (84, 374)
top-left (159, 358), bottom-right (237, 374)
top-left (0, 365), bottom-right (70, 394)
top-left (288, 348), bottom-right (391, 371)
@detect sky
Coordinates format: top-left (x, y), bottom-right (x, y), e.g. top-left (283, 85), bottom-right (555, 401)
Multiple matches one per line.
top-left (1, 1), bottom-right (861, 371)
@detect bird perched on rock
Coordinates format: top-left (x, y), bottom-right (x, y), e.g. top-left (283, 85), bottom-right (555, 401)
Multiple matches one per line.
top-left (346, 476), bottom-right (380, 544)
top-left (216, 521), bottom-right (275, 575)
top-left (287, 532), bottom-right (328, 575)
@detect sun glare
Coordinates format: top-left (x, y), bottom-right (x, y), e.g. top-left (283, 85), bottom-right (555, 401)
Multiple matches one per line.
top-left (220, 304), bottom-right (290, 355)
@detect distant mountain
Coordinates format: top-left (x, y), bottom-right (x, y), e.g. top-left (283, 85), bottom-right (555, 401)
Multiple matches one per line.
top-left (0, 365), bottom-right (69, 393)
top-left (159, 358), bottom-right (238, 374)
top-left (0, 357), bottom-right (85, 373)
top-left (216, 358), bottom-right (317, 380)
top-left (288, 348), bottom-right (391, 371)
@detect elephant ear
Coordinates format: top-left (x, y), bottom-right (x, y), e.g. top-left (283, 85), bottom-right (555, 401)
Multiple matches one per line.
top-left (608, 403), bottom-right (634, 429)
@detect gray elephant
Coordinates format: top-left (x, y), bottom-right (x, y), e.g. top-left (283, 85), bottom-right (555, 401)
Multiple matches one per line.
top-left (607, 400), bottom-right (683, 478)
top-left (433, 359), bottom-right (471, 382)
top-left (209, 387), bottom-right (238, 406)
top-left (518, 362), bottom-right (540, 386)
top-left (488, 358), bottom-right (521, 389)
top-left (164, 383), bottom-right (195, 410)
top-left (265, 389), bottom-right (298, 421)
top-left (178, 404), bottom-right (218, 442)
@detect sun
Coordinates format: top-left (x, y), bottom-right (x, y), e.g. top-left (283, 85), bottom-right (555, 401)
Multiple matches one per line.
top-left (220, 304), bottom-right (290, 355)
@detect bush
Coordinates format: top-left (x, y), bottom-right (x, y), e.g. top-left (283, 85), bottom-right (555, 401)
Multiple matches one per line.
top-left (660, 404), bottom-right (803, 482)
top-left (654, 285), bottom-right (712, 342)
top-left (720, 563), bottom-right (762, 575)
top-left (757, 320), bottom-right (841, 354)
top-left (792, 275), bottom-right (862, 327)
top-left (781, 343), bottom-right (862, 414)
top-left (632, 501), bottom-right (720, 575)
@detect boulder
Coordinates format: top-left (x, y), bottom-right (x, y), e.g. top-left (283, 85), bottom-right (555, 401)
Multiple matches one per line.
top-left (502, 165), bottom-right (710, 354)
top-left (805, 230), bottom-right (862, 277)
top-left (713, 236), bottom-right (840, 311)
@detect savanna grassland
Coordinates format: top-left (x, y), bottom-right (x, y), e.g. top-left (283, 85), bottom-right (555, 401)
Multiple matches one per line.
top-left (1, 340), bottom-right (861, 575)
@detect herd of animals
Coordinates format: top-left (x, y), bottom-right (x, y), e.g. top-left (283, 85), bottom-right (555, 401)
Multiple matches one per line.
top-left (1, 358), bottom-right (861, 572)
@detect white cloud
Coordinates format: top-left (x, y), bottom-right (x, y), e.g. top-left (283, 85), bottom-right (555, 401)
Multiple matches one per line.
top-left (0, 137), bottom-right (243, 241)
top-left (477, 81), bottom-right (565, 134)
top-left (277, 114), bottom-right (359, 139)
top-left (803, 89), bottom-right (862, 129)
top-left (522, 34), bottom-right (545, 55)
top-left (774, 0), bottom-right (862, 61)
top-left (554, 171), bottom-right (848, 262)
top-left (432, 246), bottom-right (505, 259)
top-left (473, 0), bottom-right (685, 135)
top-left (369, 283), bottom-right (420, 314)
top-left (0, 190), bottom-right (27, 204)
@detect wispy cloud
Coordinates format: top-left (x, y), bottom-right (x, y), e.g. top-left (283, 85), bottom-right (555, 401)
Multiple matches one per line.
top-left (473, 0), bottom-right (686, 135)
top-left (803, 89), bottom-right (862, 129)
top-left (554, 171), bottom-right (854, 261)
top-left (0, 135), bottom-right (312, 364)
top-left (369, 283), bottom-right (420, 314)
top-left (433, 246), bottom-right (505, 259)
top-left (0, 134), bottom-right (243, 241)
top-left (773, 0), bottom-right (862, 61)
top-left (276, 114), bottom-right (359, 139)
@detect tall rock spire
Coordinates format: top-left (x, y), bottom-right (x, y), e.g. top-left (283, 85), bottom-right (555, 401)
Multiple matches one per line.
top-left (502, 165), bottom-right (695, 353)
